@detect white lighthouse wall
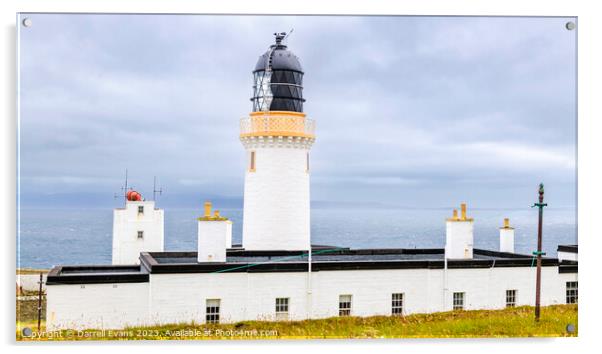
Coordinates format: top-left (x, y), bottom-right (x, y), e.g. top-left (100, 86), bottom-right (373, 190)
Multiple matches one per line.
top-left (46, 282), bottom-right (149, 330)
top-left (559, 272), bottom-right (578, 287)
top-left (46, 265), bottom-right (575, 329)
top-left (242, 145), bottom-right (310, 250)
top-left (144, 266), bottom-right (572, 326)
top-left (444, 267), bottom-right (570, 309)
top-left (148, 272), bottom-right (311, 324)
top-left (112, 201), bottom-right (164, 265)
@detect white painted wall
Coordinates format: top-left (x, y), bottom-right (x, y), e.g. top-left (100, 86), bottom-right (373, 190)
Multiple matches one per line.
top-left (17, 273), bottom-right (47, 292)
top-left (198, 220), bottom-right (232, 262)
top-left (112, 201), bottom-right (164, 265)
top-left (226, 221), bottom-right (233, 249)
top-left (558, 251), bottom-right (578, 262)
top-left (149, 266), bottom-right (577, 324)
top-left (241, 137), bottom-right (312, 251)
top-left (445, 220), bottom-right (474, 259)
top-left (46, 265), bottom-right (577, 329)
top-left (500, 228), bottom-right (515, 253)
top-left (46, 282), bottom-right (149, 330)
top-left (148, 272), bottom-right (311, 324)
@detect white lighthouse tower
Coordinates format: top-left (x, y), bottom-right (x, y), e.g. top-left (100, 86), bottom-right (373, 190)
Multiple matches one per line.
top-left (240, 33), bottom-right (315, 251)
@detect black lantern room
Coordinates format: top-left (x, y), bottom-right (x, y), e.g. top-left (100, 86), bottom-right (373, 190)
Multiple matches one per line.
top-left (251, 32), bottom-right (305, 113)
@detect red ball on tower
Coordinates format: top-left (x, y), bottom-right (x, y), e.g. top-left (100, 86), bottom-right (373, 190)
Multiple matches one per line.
top-left (126, 190), bottom-right (142, 201)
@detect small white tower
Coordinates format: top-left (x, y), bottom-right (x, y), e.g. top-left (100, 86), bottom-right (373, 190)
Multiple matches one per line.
top-left (445, 203), bottom-right (474, 259)
top-left (197, 201), bottom-right (232, 263)
top-left (499, 218), bottom-right (515, 253)
top-left (112, 190), bottom-right (164, 265)
top-left (240, 33), bottom-right (314, 251)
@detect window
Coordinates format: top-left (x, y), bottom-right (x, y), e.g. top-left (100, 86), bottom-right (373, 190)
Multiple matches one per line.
top-left (566, 281), bottom-right (578, 304)
top-left (506, 289), bottom-right (517, 308)
top-left (339, 295), bottom-right (352, 316)
top-left (138, 205), bottom-right (144, 214)
top-left (392, 293), bottom-right (404, 316)
top-left (453, 292), bottom-right (465, 310)
top-left (206, 299), bottom-right (220, 324)
top-left (137, 231), bottom-right (144, 239)
top-left (249, 151), bottom-right (256, 172)
top-left (306, 152), bottom-right (310, 173)
top-left (275, 298), bottom-right (289, 320)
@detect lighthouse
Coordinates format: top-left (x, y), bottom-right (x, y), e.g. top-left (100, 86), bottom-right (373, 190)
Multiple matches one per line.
top-left (240, 33), bottom-right (315, 251)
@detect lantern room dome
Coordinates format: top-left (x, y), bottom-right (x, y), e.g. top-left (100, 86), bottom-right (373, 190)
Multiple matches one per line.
top-left (254, 45), bottom-right (303, 73)
top-left (251, 32), bottom-right (305, 113)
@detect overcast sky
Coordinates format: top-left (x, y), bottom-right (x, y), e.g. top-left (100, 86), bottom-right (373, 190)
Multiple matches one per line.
top-left (18, 14), bottom-right (576, 208)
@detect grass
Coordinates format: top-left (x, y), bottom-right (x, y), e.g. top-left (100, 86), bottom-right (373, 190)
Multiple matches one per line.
top-left (16, 303), bottom-right (577, 341)
top-left (17, 268), bottom-right (49, 275)
top-left (16, 297), bottom-right (45, 323)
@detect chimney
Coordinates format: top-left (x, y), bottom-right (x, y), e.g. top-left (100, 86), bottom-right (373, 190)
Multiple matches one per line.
top-left (445, 202), bottom-right (474, 259)
top-left (197, 201), bottom-right (232, 263)
top-left (452, 209), bottom-right (459, 220)
top-left (499, 218), bottom-right (515, 253)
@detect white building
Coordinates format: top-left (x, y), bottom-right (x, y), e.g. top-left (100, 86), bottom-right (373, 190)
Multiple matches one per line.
top-left (112, 190), bottom-right (164, 265)
top-left (557, 245), bottom-right (578, 262)
top-left (45, 33), bottom-right (578, 331)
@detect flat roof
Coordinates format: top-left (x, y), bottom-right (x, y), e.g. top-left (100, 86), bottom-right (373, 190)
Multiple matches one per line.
top-left (46, 245), bottom-right (577, 285)
top-left (152, 249), bottom-right (520, 265)
top-left (557, 244), bottom-right (578, 253)
top-left (141, 247), bottom-right (560, 274)
top-left (46, 265), bottom-right (148, 285)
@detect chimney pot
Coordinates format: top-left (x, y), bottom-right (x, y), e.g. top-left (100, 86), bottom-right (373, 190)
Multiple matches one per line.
top-left (204, 201), bottom-right (212, 218)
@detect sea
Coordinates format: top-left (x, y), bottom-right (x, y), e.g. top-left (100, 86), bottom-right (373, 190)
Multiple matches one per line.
top-left (17, 207), bottom-right (577, 269)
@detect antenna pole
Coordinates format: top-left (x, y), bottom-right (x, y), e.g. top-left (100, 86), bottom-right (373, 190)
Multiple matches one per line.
top-left (37, 272), bottom-right (43, 332)
top-left (152, 176), bottom-right (162, 202)
top-left (124, 169), bottom-right (128, 201)
top-left (284, 28), bottom-right (294, 43)
top-left (531, 183), bottom-right (547, 321)
top-left (114, 169), bottom-right (131, 203)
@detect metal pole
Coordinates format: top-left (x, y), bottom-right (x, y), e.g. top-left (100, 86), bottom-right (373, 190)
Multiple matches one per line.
top-left (307, 246), bottom-right (312, 319)
top-left (37, 272), bottom-right (43, 331)
top-left (532, 183), bottom-right (547, 321)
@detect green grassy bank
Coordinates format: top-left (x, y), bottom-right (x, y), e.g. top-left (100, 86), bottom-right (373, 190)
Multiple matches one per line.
top-left (17, 304), bottom-right (577, 340)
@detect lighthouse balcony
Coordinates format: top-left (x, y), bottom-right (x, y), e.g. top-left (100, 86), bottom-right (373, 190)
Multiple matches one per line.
top-left (240, 113), bottom-right (315, 138)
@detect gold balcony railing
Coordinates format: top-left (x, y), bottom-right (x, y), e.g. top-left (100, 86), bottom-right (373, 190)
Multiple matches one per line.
top-left (240, 114), bottom-right (315, 138)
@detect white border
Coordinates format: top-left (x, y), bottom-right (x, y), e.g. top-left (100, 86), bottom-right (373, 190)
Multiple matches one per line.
top-left (2, 1), bottom-right (600, 353)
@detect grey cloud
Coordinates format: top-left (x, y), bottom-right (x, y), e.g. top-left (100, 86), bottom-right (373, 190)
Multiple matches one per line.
top-left (18, 15), bottom-right (576, 208)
